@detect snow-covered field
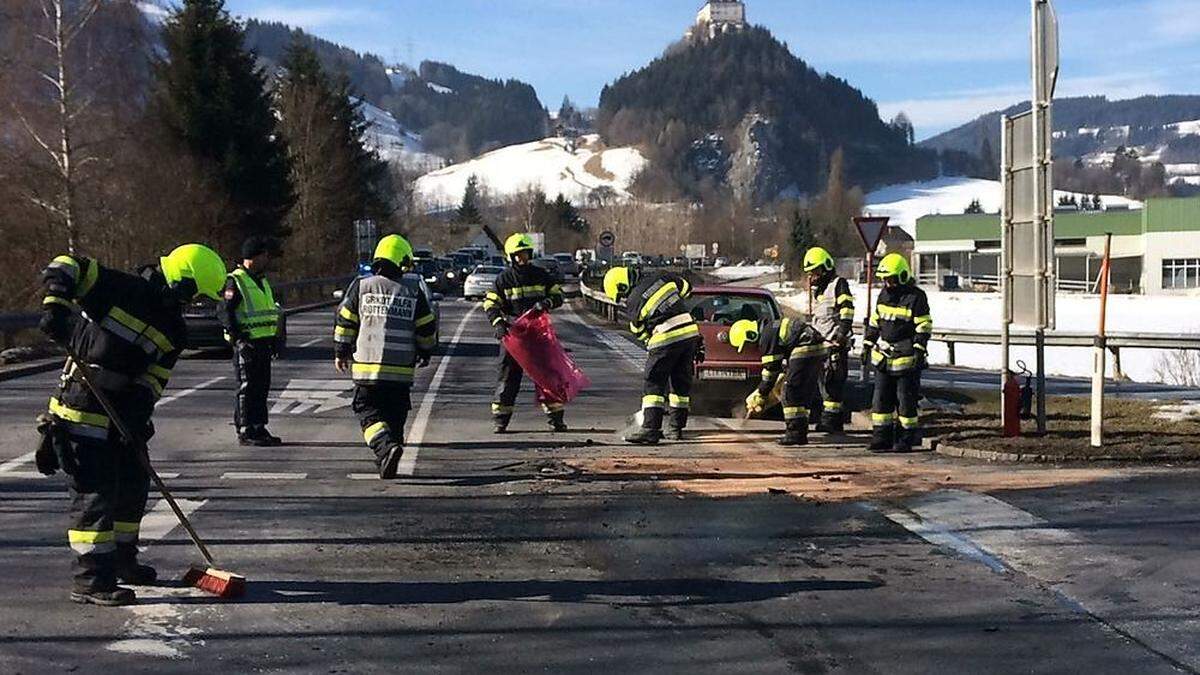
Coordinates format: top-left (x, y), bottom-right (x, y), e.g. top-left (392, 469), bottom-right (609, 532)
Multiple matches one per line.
top-left (356, 98), bottom-right (446, 173)
top-left (773, 283), bottom-right (1200, 384)
top-left (709, 265), bottom-right (783, 281)
top-left (413, 134), bottom-right (647, 211)
top-left (865, 176), bottom-right (1142, 234)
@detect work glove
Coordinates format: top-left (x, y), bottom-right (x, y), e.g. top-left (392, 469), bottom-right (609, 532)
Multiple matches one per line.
top-left (416, 352), bottom-right (431, 368)
top-left (745, 390), bottom-right (765, 416)
top-left (35, 414), bottom-right (59, 476)
top-left (494, 320), bottom-right (509, 340)
top-left (694, 341), bottom-right (706, 364)
top-left (39, 306), bottom-right (74, 345)
top-left (915, 346), bottom-right (929, 370)
top-left (532, 300), bottom-right (552, 314)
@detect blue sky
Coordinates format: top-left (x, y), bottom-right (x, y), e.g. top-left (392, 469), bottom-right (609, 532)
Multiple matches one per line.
top-left (226, 0), bottom-right (1200, 140)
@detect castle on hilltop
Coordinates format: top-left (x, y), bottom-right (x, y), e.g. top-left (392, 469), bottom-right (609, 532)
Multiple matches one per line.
top-left (685, 1), bottom-right (747, 42)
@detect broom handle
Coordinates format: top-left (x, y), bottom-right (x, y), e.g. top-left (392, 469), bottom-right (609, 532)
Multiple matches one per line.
top-left (64, 348), bottom-right (216, 567)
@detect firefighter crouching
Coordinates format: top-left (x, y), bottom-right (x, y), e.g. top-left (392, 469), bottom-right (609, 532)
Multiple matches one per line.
top-left (334, 235), bottom-right (438, 479)
top-left (219, 236), bottom-right (283, 447)
top-left (802, 247), bottom-right (855, 433)
top-left (36, 244), bottom-right (227, 606)
top-left (603, 266), bottom-right (704, 445)
top-left (732, 316), bottom-right (825, 446)
top-left (862, 253), bottom-right (933, 453)
top-left (485, 233), bottom-right (567, 433)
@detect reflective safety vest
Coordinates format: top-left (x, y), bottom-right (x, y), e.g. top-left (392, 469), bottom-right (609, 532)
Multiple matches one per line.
top-left (809, 276), bottom-right (853, 343)
top-left (228, 268), bottom-right (279, 341)
top-left (351, 274), bottom-right (422, 384)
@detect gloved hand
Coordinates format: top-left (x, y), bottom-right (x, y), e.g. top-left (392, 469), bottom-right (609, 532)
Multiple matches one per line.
top-left (915, 347), bottom-right (929, 370)
top-left (494, 321), bottom-right (509, 340)
top-left (532, 300), bottom-right (552, 314)
top-left (694, 341), bottom-right (706, 364)
top-left (745, 390), bottom-right (765, 416)
top-left (39, 306), bottom-right (74, 345)
top-left (416, 353), bottom-right (431, 368)
top-left (35, 414), bottom-right (59, 476)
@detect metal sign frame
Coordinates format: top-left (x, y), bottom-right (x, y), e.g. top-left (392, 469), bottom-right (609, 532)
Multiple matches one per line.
top-left (853, 216), bottom-right (889, 254)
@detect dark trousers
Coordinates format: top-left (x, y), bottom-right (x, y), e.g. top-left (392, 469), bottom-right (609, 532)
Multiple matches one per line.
top-left (353, 383), bottom-right (412, 463)
top-left (872, 369), bottom-right (922, 444)
top-left (233, 340), bottom-right (273, 432)
top-left (641, 339), bottom-right (698, 431)
top-left (819, 350), bottom-right (850, 421)
top-left (67, 435), bottom-right (150, 591)
top-left (783, 356), bottom-right (823, 433)
top-left (493, 345), bottom-right (563, 421)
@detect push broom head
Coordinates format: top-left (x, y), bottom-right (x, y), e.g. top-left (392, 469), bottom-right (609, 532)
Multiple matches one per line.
top-left (183, 565), bottom-right (246, 598)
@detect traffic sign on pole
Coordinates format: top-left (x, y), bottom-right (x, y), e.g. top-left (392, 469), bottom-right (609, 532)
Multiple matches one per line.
top-left (598, 231), bottom-right (615, 248)
top-left (853, 216), bottom-right (889, 255)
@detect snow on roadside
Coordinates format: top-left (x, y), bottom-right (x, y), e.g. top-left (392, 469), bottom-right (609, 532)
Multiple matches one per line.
top-left (771, 282), bottom-right (1200, 384)
top-left (709, 265), bottom-right (783, 281)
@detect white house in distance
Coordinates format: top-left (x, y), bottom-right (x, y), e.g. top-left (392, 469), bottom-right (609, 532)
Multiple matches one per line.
top-left (686, 1), bottom-right (747, 41)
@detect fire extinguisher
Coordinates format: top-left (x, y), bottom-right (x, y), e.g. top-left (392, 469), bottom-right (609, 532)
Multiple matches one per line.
top-left (1003, 370), bottom-right (1022, 438)
top-left (1016, 360), bottom-right (1034, 420)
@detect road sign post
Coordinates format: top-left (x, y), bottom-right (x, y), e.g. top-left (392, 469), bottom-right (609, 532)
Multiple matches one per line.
top-left (1001, 0), bottom-right (1058, 434)
top-left (853, 216), bottom-right (890, 383)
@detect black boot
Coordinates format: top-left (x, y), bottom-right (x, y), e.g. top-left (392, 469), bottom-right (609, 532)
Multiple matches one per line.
top-left (116, 546), bottom-right (158, 586)
top-left (624, 428), bottom-right (662, 445)
top-left (71, 586), bottom-right (136, 606)
top-left (239, 426), bottom-right (279, 447)
top-left (868, 425), bottom-right (895, 452)
top-left (256, 426), bottom-right (282, 446)
top-left (377, 444), bottom-right (403, 479)
top-left (893, 427), bottom-right (924, 453)
top-left (778, 421), bottom-right (808, 446)
top-left (667, 408), bottom-right (688, 441)
top-left (493, 417), bottom-right (510, 434)
top-left (547, 411), bottom-right (568, 432)
top-left (815, 411), bottom-right (844, 434)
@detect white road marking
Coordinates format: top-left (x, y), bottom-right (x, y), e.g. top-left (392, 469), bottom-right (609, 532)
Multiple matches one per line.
top-left (137, 497), bottom-right (207, 545)
top-left (563, 302), bottom-right (643, 368)
top-left (299, 336), bottom-right (324, 348)
top-left (0, 451), bottom-right (37, 474)
top-left (270, 379), bottom-right (352, 414)
top-left (348, 473), bottom-right (382, 480)
top-left (157, 376), bottom-right (226, 407)
top-left (398, 305), bottom-right (479, 476)
top-left (0, 470), bottom-right (47, 480)
top-left (221, 471), bottom-right (307, 480)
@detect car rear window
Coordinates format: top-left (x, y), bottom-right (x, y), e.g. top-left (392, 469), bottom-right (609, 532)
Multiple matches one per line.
top-left (474, 266), bottom-right (503, 274)
top-left (686, 294), bottom-right (780, 325)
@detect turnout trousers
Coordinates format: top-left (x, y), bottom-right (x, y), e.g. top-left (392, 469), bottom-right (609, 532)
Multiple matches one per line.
top-left (492, 344), bottom-right (564, 424)
top-left (353, 382), bottom-right (412, 466)
top-left (871, 369), bottom-right (922, 449)
top-left (233, 339), bottom-right (273, 432)
top-left (782, 355), bottom-right (823, 435)
top-left (819, 349), bottom-right (850, 425)
top-left (640, 338), bottom-right (699, 432)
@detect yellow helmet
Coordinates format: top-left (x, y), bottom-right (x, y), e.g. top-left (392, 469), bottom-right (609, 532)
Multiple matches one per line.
top-left (373, 234), bottom-right (414, 268)
top-left (603, 266), bottom-right (635, 302)
top-left (729, 319), bottom-right (760, 353)
top-left (160, 244), bottom-right (227, 300)
top-left (876, 253), bottom-right (912, 284)
top-left (504, 233), bottom-right (535, 260)
top-left (803, 247), bottom-right (834, 273)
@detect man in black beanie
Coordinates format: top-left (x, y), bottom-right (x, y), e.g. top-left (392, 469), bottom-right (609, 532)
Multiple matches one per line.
top-left (219, 236), bottom-right (283, 446)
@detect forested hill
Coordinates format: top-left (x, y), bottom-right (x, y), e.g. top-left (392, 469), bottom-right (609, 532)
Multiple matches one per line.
top-left (242, 21), bottom-right (548, 161)
top-left (597, 26), bottom-right (937, 201)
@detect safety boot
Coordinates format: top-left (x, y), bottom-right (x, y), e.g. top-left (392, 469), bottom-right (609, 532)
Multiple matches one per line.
top-left (815, 412), bottom-right (844, 434)
top-left (377, 444), bottom-right (403, 479)
top-left (868, 425), bottom-right (895, 453)
top-left (547, 411), bottom-right (568, 432)
top-left (493, 417), bottom-right (510, 434)
top-left (893, 428), bottom-right (924, 454)
top-left (71, 586), bottom-right (136, 607)
top-left (239, 427), bottom-right (280, 447)
top-left (256, 426), bottom-right (282, 446)
top-left (623, 428), bottom-right (662, 445)
top-left (665, 427), bottom-right (685, 442)
top-left (777, 430), bottom-right (808, 446)
top-left (116, 548), bottom-right (158, 585)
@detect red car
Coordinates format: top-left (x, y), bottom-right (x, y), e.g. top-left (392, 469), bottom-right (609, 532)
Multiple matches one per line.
top-left (685, 285), bottom-right (783, 413)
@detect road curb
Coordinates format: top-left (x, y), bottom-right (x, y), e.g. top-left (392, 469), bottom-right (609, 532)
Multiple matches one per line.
top-left (933, 441), bottom-right (1198, 463)
top-left (0, 357), bottom-right (63, 382)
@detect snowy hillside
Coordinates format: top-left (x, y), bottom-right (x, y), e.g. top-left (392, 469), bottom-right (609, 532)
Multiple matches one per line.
top-left (865, 176), bottom-right (1142, 234)
top-left (355, 98), bottom-right (446, 173)
top-left (413, 134), bottom-right (647, 211)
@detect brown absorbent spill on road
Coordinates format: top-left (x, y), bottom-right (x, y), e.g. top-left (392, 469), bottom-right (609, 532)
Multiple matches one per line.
top-left (571, 438), bottom-right (1142, 502)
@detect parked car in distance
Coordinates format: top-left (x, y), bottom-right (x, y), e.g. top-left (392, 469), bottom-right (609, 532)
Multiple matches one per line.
top-left (463, 265), bottom-right (504, 300)
top-left (413, 247), bottom-right (434, 262)
top-left (488, 256), bottom-right (507, 267)
top-left (414, 258), bottom-right (445, 294)
top-left (621, 251), bottom-right (642, 266)
top-left (183, 296), bottom-right (286, 352)
top-left (683, 286), bottom-right (782, 413)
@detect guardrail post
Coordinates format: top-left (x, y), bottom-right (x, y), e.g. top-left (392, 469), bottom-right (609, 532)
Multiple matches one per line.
top-left (947, 341), bottom-right (956, 366)
top-left (1109, 346), bottom-right (1123, 381)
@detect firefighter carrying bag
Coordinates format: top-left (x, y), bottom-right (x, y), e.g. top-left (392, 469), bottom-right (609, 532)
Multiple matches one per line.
top-left (502, 310), bottom-right (590, 405)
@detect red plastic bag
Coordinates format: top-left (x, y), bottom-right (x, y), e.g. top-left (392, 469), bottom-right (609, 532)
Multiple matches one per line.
top-left (502, 310), bottom-right (590, 404)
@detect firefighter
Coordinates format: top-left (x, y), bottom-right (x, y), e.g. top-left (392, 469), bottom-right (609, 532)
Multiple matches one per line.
top-left (219, 236), bottom-right (283, 446)
top-left (803, 247), bottom-right (855, 433)
top-left (603, 266), bottom-right (704, 444)
top-left (334, 234), bottom-right (438, 479)
top-left (732, 316), bottom-right (825, 446)
top-left (35, 244), bottom-right (227, 606)
top-left (862, 253), bottom-right (932, 453)
top-left (484, 233), bottom-right (566, 433)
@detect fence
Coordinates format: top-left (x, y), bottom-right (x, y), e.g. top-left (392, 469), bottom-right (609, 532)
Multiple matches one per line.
top-left (0, 275), bottom-right (352, 350)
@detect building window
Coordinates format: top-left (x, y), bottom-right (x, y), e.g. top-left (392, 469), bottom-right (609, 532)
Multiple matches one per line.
top-left (1162, 258), bottom-right (1200, 289)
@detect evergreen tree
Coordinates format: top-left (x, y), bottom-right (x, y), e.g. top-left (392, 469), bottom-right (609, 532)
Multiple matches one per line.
top-left (456, 175), bottom-right (483, 224)
top-left (154, 0), bottom-right (293, 242)
top-left (965, 198), bottom-right (984, 214)
top-left (275, 40), bottom-right (391, 277)
top-left (552, 193), bottom-right (587, 232)
top-left (788, 209), bottom-right (815, 273)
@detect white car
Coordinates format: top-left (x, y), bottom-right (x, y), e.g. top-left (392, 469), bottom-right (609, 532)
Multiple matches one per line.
top-left (463, 265), bottom-right (504, 300)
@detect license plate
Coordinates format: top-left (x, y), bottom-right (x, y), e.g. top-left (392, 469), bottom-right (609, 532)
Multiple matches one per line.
top-left (700, 368), bottom-right (748, 381)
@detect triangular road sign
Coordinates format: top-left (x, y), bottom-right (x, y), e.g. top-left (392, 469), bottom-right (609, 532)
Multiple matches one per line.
top-left (853, 216), bottom-right (890, 253)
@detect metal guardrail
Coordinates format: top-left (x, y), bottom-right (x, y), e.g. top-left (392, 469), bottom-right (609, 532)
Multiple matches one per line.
top-left (0, 275), bottom-right (353, 349)
top-left (579, 280), bottom-right (1200, 380)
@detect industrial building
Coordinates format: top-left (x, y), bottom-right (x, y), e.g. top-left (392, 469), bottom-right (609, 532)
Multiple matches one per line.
top-left (913, 196), bottom-right (1200, 295)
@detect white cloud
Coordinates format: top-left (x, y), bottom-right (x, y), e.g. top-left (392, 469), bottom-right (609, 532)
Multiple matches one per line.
top-left (240, 5), bottom-right (376, 30)
top-left (1148, 0), bottom-right (1200, 42)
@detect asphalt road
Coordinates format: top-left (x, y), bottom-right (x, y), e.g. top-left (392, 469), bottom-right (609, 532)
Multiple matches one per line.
top-left (1, 299), bottom-right (1198, 673)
